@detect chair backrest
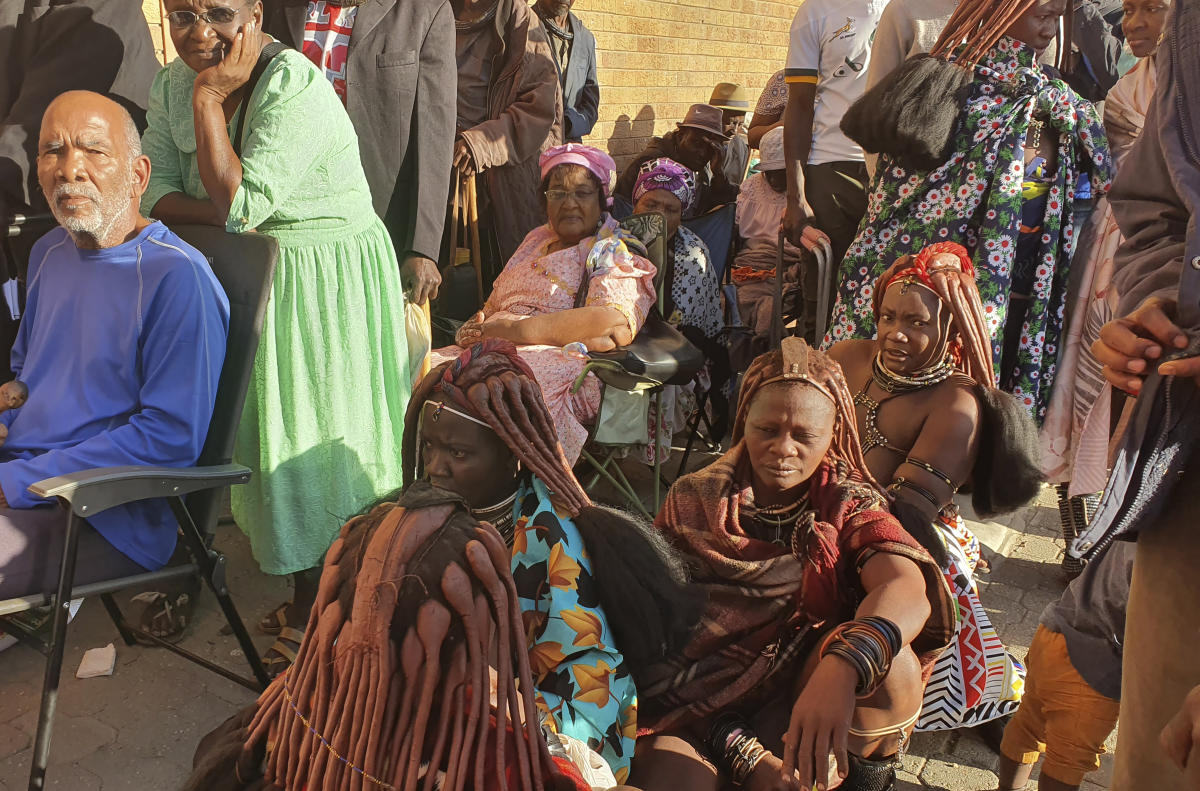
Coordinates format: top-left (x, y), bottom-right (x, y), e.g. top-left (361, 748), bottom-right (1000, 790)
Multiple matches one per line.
top-left (618, 212), bottom-right (667, 311)
top-left (611, 194), bottom-right (635, 221)
top-left (682, 203), bottom-right (737, 283)
top-left (169, 225), bottom-right (278, 536)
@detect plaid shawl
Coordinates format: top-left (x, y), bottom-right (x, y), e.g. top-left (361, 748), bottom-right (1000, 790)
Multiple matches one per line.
top-left (639, 449), bottom-right (954, 733)
top-left (638, 340), bottom-right (953, 734)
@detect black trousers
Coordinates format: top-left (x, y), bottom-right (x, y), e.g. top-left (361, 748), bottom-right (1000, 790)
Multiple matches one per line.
top-left (800, 160), bottom-right (869, 342)
top-left (0, 505), bottom-right (145, 599)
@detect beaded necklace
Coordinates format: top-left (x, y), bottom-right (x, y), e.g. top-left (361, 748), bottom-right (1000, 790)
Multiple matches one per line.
top-left (869, 350), bottom-right (956, 394)
top-left (454, 0), bottom-right (498, 32)
top-left (741, 495), bottom-right (810, 548)
top-left (471, 489), bottom-right (518, 545)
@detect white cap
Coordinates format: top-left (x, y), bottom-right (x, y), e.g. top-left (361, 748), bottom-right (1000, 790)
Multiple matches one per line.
top-left (758, 126), bottom-right (785, 171)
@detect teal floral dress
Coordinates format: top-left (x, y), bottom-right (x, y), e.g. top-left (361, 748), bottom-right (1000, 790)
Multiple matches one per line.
top-left (510, 476), bottom-right (637, 783)
top-left (825, 37), bottom-right (1113, 421)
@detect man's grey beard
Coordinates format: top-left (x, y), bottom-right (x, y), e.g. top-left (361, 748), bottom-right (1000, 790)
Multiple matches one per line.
top-left (51, 170), bottom-right (133, 245)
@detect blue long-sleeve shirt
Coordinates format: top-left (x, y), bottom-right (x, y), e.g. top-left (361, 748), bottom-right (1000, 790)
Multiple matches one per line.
top-left (0, 222), bottom-right (230, 570)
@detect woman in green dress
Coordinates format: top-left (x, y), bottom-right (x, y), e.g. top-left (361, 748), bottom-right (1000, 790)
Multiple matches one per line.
top-left (141, 0), bottom-right (411, 672)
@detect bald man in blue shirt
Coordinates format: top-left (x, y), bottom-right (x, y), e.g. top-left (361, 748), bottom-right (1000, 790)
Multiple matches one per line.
top-left (0, 91), bottom-right (229, 598)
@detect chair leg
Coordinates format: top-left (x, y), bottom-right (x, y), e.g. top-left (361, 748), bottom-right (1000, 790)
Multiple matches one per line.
top-left (170, 498), bottom-right (271, 690)
top-left (676, 390), bottom-right (709, 479)
top-left (580, 449), bottom-right (653, 520)
top-left (28, 512), bottom-right (84, 790)
top-left (100, 594), bottom-right (137, 647)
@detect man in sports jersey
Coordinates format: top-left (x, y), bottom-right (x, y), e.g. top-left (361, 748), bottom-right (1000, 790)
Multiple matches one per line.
top-left (782, 0), bottom-right (891, 337)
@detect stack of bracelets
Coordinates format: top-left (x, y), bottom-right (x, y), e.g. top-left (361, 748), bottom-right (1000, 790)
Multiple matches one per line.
top-left (820, 616), bottom-right (904, 698)
top-left (706, 712), bottom-right (770, 786)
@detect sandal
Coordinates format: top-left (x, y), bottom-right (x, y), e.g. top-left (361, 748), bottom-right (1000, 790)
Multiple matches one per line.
top-left (133, 590), bottom-right (195, 645)
top-left (258, 601), bottom-right (292, 636)
top-left (263, 626), bottom-right (305, 678)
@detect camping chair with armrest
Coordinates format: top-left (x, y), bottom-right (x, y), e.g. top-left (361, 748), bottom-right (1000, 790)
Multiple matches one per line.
top-left (0, 224), bottom-right (276, 791)
top-left (572, 212), bottom-right (704, 518)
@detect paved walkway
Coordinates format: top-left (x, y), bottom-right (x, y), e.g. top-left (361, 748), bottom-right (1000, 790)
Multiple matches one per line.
top-left (0, 487), bottom-right (1115, 790)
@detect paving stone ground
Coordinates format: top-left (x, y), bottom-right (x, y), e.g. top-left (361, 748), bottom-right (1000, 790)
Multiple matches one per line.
top-left (0, 480), bottom-right (1116, 790)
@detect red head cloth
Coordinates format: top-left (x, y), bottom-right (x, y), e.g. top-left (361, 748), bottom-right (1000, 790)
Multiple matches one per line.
top-left (872, 241), bottom-right (996, 387)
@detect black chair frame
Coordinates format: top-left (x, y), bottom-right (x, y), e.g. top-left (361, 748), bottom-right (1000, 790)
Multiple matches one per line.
top-left (0, 224), bottom-right (277, 790)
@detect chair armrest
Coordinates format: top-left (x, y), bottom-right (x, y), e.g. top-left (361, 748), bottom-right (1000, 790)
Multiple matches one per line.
top-left (29, 464), bottom-right (251, 518)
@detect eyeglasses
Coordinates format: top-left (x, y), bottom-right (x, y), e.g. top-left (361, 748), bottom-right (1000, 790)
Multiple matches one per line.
top-left (166, 5), bottom-right (246, 28)
top-left (545, 188), bottom-right (598, 204)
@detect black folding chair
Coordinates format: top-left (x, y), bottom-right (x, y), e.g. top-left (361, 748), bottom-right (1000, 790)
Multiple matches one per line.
top-left (0, 224), bottom-right (277, 790)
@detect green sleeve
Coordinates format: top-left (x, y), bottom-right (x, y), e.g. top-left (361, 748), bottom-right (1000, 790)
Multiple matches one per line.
top-left (226, 54), bottom-right (336, 233)
top-left (140, 66), bottom-right (186, 216)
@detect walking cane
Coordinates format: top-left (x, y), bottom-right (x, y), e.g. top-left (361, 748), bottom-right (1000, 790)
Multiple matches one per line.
top-left (465, 173), bottom-right (484, 307)
top-left (770, 229), bottom-right (785, 349)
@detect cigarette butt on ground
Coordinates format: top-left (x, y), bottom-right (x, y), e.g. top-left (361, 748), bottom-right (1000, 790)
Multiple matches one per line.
top-left (76, 643), bottom-right (117, 679)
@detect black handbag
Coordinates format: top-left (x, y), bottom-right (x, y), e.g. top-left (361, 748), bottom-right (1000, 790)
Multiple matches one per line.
top-left (573, 242), bottom-right (703, 390)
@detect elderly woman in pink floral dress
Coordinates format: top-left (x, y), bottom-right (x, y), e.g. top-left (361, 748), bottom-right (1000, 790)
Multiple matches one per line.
top-left (432, 144), bottom-right (656, 463)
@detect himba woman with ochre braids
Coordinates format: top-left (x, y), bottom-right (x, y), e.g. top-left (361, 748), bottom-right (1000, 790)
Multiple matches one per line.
top-left (403, 340), bottom-right (702, 784)
top-left (826, 0), bottom-right (1114, 426)
top-left (183, 483), bottom-right (602, 791)
top-left (829, 242), bottom-right (1043, 742)
top-left (631, 339), bottom-right (955, 791)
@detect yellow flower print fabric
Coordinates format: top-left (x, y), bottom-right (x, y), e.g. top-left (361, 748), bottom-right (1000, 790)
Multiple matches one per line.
top-left (509, 476), bottom-right (637, 781)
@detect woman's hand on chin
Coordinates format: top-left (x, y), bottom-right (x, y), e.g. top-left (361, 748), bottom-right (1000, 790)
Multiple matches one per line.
top-left (782, 655), bottom-right (857, 791)
top-left (193, 22), bottom-right (262, 104)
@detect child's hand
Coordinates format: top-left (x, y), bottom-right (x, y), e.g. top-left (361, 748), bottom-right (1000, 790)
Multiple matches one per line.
top-left (0, 380), bottom-right (28, 413)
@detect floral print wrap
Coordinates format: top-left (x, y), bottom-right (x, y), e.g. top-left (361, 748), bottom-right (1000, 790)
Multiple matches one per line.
top-left (825, 37), bottom-right (1113, 421)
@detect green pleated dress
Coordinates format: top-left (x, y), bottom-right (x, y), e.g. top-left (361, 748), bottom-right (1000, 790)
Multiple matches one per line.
top-left (142, 48), bottom-right (411, 575)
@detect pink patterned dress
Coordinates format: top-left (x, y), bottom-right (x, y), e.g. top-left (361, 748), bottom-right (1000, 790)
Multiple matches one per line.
top-left (432, 219), bottom-right (656, 463)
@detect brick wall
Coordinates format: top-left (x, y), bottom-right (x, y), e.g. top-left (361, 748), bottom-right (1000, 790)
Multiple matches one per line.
top-left (575, 0), bottom-right (795, 169)
top-left (138, 0), bottom-right (796, 168)
top-left (142, 0), bottom-right (176, 64)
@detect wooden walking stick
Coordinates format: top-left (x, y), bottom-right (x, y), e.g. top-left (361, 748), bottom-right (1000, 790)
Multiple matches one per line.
top-left (466, 173), bottom-right (484, 306)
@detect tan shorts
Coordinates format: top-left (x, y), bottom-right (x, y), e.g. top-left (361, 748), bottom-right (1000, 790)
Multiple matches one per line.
top-left (999, 625), bottom-right (1120, 785)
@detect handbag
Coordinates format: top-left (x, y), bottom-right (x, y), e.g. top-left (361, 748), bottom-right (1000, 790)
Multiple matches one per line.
top-left (573, 235), bottom-right (703, 390)
top-left (434, 173), bottom-right (485, 323)
top-left (840, 54), bottom-right (973, 172)
top-left (1071, 355), bottom-right (1200, 560)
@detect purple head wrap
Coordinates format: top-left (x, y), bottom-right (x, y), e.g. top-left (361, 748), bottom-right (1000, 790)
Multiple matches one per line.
top-left (539, 143), bottom-right (617, 206)
top-left (632, 157), bottom-right (697, 215)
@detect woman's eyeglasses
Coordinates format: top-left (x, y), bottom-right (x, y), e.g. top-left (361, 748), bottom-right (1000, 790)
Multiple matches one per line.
top-left (166, 6), bottom-right (245, 28)
top-left (545, 188), bottom-right (598, 204)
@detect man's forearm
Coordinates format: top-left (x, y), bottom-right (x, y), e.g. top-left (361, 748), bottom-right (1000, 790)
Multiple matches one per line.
top-left (782, 89), bottom-right (811, 214)
top-left (783, 99), bottom-right (815, 214)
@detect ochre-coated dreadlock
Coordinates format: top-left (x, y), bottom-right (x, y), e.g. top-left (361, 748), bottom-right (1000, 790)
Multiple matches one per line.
top-left (402, 341), bottom-right (590, 516)
top-left (930, 0), bottom-right (1074, 70)
top-left (402, 339), bottom-right (704, 676)
top-left (872, 241), bottom-right (995, 388)
top-left (240, 484), bottom-right (562, 791)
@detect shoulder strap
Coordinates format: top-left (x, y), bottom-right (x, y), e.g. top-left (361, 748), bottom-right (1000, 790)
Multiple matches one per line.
top-left (233, 41), bottom-right (288, 157)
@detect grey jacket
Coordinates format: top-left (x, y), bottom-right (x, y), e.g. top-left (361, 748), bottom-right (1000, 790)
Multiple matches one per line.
top-left (1109, 34), bottom-right (1200, 322)
top-left (538, 11), bottom-right (599, 142)
top-left (1073, 0), bottom-right (1200, 557)
top-left (0, 0), bottom-right (159, 215)
top-left (264, 0), bottom-right (456, 263)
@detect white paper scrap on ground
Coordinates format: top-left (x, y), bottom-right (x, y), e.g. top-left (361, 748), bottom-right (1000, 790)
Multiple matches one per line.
top-left (76, 643), bottom-right (117, 679)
